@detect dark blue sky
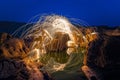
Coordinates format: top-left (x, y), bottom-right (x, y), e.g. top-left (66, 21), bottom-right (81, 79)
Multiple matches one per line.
top-left (0, 0), bottom-right (120, 26)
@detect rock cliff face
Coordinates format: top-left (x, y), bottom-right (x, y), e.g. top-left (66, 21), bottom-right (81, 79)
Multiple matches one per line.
top-left (0, 33), bottom-right (52, 80)
top-left (86, 28), bottom-right (120, 80)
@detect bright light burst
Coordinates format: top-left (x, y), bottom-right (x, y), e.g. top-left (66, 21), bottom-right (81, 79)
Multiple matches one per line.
top-left (22, 15), bottom-right (83, 53)
top-left (13, 15), bottom-right (97, 63)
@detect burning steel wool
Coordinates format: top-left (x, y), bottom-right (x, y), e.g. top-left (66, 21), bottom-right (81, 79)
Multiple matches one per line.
top-left (21, 15), bottom-right (83, 56)
top-left (13, 15), bottom-right (97, 64)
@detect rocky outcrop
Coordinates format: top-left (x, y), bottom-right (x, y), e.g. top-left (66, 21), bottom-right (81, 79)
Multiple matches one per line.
top-left (87, 28), bottom-right (120, 67)
top-left (86, 29), bottom-right (120, 80)
top-left (0, 33), bottom-right (12, 44)
top-left (0, 33), bottom-right (29, 59)
top-left (0, 33), bottom-right (53, 80)
top-left (0, 58), bottom-right (48, 80)
top-left (0, 59), bottom-right (30, 80)
top-left (105, 27), bottom-right (120, 36)
top-left (97, 26), bottom-right (120, 36)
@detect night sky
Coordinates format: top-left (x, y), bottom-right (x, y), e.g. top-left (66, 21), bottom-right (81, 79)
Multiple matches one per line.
top-left (0, 0), bottom-right (120, 26)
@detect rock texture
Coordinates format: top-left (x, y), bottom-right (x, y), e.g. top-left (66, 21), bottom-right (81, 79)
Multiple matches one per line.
top-left (86, 28), bottom-right (120, 80)
top-left (0, 59), bottom-right (29, 80)
top-left (0, 33), bottom-right (52, 80)
top-left (0, 33), bottom-right (12, 43)
top-left (0, 40), bottom-right (29, 59)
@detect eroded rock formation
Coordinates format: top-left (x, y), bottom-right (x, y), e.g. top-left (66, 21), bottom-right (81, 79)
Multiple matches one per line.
top-left (0, 33), bottom-right (52, 80)
top-left (86, 28), bottom-right (120, 80)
